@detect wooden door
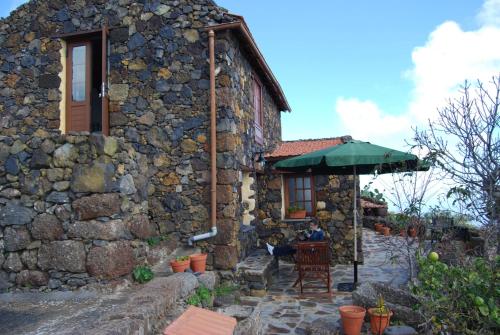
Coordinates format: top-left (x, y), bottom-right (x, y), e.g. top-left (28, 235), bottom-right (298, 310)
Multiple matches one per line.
top-left (67, 41), bottom-right (91, 132)
top-left (101, 26), bottom-right (109, 136)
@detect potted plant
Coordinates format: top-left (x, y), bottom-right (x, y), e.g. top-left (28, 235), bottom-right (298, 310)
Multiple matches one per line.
top-left (408, 227), bottom-right (417, 238)
top-left (368, 295), bottom-right (393, 335)
top-left (170, 256), bottom-right (190, 273)
top-left (339, 305), bottom-right (366, 335)
top-left (190, 253), bottom-right (208, 273)
top-left (382, 226), bottom-right (391, 236)
top-left (374, 223), bottom-right (384, 232)
top-left (288, 205), bottom-right (307, 219)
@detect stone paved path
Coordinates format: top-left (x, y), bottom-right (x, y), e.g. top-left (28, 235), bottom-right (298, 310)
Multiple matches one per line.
top-left (256, 228), bottom-right (413, 334)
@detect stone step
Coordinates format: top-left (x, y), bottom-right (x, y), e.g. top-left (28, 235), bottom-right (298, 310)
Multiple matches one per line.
top-left (236, 249), bottom-right (277, 295)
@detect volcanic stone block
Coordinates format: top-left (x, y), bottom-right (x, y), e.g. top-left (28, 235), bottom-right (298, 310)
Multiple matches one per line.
top-left (72, 193), bottom-right (121, 220)
top-left (31, 213), bottom-right (63, 240)
top-left (16, 270), bottom-right (49, 287)
top-left (125, 214), bottom-right (158, 239)
top-left (0, 202), bottom-right (34, 226)
top-left (71, 162), bottom-right (115, 193)
top-left (67, 219), bottom-right (129, 241)
top-left (4, 226), bottom-right (31, 251)
top-left (38, 241), bottom-right (86, 273)
top-left (214, 245), bottom-right (238, 270)
top-left (86, 242), bottom-right (135, 279)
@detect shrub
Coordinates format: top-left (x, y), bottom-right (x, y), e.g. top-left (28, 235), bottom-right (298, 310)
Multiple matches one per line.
top-left (214, 283), bottom-right (239, 297)
top-left (412, 255), bottom-right (499, 334)
top-left (132, 266), bottom-right (154, 284)
top-left (187, 286), bottom-right (213, 307)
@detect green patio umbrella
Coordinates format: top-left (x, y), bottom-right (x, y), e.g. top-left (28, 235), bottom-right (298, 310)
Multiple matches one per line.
top-left (274, 140), bottom-right (428, 288)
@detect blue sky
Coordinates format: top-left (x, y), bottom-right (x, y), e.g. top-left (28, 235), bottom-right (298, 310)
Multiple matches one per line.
top-left (1, 0), bottom-right (498, 150)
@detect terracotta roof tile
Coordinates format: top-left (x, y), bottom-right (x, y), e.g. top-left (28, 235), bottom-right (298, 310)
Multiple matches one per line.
top-left (164, 306), bottom-right (237, 335)
top-left (266, 137), bottom-right (349, 160)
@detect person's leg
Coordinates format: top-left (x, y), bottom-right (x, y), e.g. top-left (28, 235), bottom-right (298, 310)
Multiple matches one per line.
top-left (272, 244), bottom-right (296, 257)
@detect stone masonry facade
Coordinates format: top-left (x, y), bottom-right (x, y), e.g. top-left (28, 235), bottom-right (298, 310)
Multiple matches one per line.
top-left (0, 0), bottom-right (286, 290)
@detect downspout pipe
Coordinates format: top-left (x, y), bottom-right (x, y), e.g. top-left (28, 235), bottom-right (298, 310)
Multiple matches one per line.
top-left (188, 30), bottom-right (218, 246)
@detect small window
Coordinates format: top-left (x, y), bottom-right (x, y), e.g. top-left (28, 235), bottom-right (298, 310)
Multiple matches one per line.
top-left (285, 175), bottom-right (315, 216)
top-left (253, 77), bottom-right (263, 144)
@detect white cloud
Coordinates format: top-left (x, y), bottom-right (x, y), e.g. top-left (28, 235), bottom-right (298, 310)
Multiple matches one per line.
top-left (477, 0), bottom-right (500, 27)
top-left (335, 97), bottom-right (410, 143)
top-left (335, 0), bottom-right (500, 142)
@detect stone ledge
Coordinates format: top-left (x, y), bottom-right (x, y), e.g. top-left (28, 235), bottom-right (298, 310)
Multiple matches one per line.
top-left (81, 273), bottom-right (199, 335)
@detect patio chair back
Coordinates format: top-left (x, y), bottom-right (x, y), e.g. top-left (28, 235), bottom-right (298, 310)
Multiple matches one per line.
top-left (295, 241), bottom-right (331, 295)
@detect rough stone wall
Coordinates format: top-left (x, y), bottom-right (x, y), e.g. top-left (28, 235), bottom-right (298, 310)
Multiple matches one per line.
top-left (0, 0), bottom-right (288, 280)
top-left (256, 172), bottom-right (362, 265)
top-left (206, 31), bottom-right (284, 269)
top-left (0, 133), bottom-right (166, 291)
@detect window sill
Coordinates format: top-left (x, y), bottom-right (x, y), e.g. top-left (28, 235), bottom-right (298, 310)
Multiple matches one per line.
top-left (282, 217), bottom-right (314, 223)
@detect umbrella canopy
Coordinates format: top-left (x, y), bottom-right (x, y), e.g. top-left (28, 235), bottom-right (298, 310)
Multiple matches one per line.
top-left (274, 140), bottom-right (425, 175)
top-left (274, 140), bottom-right (428, 288)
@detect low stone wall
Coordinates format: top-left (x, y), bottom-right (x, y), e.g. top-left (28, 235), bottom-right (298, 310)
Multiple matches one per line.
top-left (0, 132), bottom-right (162, 291)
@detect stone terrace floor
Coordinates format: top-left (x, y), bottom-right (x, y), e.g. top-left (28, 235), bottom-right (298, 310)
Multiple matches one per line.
top-left (254, 228), bottom-right (412, 334)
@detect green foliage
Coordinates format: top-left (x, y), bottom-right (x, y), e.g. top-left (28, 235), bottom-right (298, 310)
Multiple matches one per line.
top-left (132, 266), bottom-right (154, 284)
top-left (187, 285), bottom-right (213, 307)
top-left (214, 283), bottom-right (239, 297)
top-left (146, 234), bottom-right (171, 247)
top-left (176, 255), bottom-right (189, 262)
top-left (361, 184), bottom-right (386, 203)
top-left (412, 255), bottom-right (500, 334)
top-left (372, 294), bottom-right (390, 315)
top-left (287, 205), bottom-right (304, 213)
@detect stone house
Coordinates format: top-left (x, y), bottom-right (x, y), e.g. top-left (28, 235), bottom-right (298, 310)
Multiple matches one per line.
top-left (0, 0), bottom-right (359, 291)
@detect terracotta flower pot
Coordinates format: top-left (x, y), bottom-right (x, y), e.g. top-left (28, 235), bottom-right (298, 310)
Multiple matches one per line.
top-left (382, 227), bottom-right (391, 236)
top-left (190, 253), bottom-right (208, 273)
top-left (170, 259), bottom-right (190, 273)
top-left (368, 308), bottom-right (393, 335)
top-left (339, 305), bottom-right (366, 335)
top-left (374, 223), bottom-right (383, 232)
top-left (408, 227), bottom-right (417, 238)
top-left (288, 210), bottom-right (307, 219)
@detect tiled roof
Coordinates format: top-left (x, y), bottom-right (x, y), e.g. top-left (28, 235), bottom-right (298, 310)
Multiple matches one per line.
top-left (361, 198), bottom-right (388, 209)
top-left (266, 137), bottom-right (349, 160)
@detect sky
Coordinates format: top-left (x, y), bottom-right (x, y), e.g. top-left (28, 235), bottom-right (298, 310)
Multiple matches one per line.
top-left (2, 0), bottom-right (499, 213)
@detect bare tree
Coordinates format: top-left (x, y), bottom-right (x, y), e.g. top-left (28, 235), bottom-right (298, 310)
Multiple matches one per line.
top-left (413, 76), bottom-right (500, 255)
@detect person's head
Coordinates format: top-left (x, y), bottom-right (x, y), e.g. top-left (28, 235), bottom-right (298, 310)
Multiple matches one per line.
top-left (310, 221), bottom-right (320, 231)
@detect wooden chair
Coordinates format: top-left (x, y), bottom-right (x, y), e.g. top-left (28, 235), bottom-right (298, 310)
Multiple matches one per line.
top-left (294, 241), bottom-right (331, 295)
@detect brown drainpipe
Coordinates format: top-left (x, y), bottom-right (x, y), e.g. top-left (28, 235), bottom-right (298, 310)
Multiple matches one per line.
top-left (188, 30), bottom-right (218, 245)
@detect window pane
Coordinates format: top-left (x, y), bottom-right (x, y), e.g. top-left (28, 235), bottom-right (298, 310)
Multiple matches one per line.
top-left (305, 190), bottom-right (312, 201)
top-left (304, 177), bottom-right (311, 189)
top-left (296, 191), bottom-right (304, 201)
top-left (296, 178), bottom-right (303, 189)
top-left (288, 178), bottom-right (295, 202)
top-left (72, 46), bottom-right (86, 102)
top-left (305, 202), bottom-right (312, 213)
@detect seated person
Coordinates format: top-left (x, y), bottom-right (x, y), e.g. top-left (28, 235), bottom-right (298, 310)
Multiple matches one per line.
top-left (266, 221), bottom-right (325, 256)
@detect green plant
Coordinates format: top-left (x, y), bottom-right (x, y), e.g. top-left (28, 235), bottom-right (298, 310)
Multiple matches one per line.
top-left (412, 255), bottom-right (500, 334)
top-left (287, 205), bottom-right (304, 213)
top-left (361, 184), bottom-right (386, 203)
top-left (371, 294), bottom-right (390, 315)
top-left (176, 255), bottom-right (189, 262)
top-left (186, 285), bottom-right (213, 307)
top-left (146, 234), bottom-right (171, 247)
top-left (214, 283), bottom-right (239, 297)
top-left (132, 266), bottom-right (154, 284)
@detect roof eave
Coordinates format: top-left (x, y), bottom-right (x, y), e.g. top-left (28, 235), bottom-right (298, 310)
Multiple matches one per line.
top-left (204, 20), bottom-right (291, 112)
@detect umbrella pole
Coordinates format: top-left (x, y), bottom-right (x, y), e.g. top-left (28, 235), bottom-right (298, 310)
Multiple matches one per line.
top-left (353, 166), bottom-right (358, 286)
